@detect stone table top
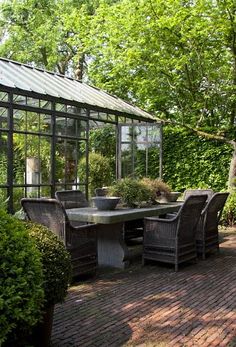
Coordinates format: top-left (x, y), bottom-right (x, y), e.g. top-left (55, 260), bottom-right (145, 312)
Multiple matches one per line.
top-left (66, 202), bottom-right (182, 224)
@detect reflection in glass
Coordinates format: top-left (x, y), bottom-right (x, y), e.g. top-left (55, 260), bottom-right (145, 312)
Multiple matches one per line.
top-left (55, 117), bottom-right (66, 135)
top-left (0, 92), bottom-right (8, 102)
top-left (0, 188), bottom-right (7, 203)
top-left (13, 110), bottom-right (26, 130)
top-left (40, 114), bottom-right (51, 134)
top-left (66, 118), bottom-right (77, 137)
top-left (0, 107), bottom-right (8, 129)
top-left (13, 94), bottom-right (26, 105)
top-left (27, 97), bottom-right (39, 108)
top-left (121, 143), bottom-right (132, 177)
top-left (40, 100), bottom-right (52, 110)
top-left (13, 133), bottom-right (25, 184)
top-left (13, 187), bottom-right (25, 211)
top-left (0, 133), bottom-right (7, 185)
top-left (27, 112), bottom-right (40, 132)
top-left (56, 103), bottom-right (66, 112)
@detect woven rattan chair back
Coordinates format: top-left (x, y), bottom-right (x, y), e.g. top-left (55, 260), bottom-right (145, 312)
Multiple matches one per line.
top-left (55, 190), bottom-right (89, 209)
top-left (21, 198), bottom-right (68, 244)
top-left (176, 195), bottom-right (208, 243)
top-left (183, 189), bottom-right (214, 201)
top-left (196, 192), bottom-right (229, 259)
top-left (21, 197), bottom-right (98, 277)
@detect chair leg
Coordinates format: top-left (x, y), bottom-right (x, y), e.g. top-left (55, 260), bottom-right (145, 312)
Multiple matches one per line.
top-left (174, 263), bottom-right (178, 272)
top-left (142, 257), bottom-right (146, 266)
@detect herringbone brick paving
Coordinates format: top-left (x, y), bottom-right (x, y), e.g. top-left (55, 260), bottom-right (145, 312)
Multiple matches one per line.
top-left (51, 232), bottom-right (236, 347)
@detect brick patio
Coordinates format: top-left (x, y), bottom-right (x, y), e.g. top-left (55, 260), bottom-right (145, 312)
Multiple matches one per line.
top-left (51, 231), bottom-right (236, 347)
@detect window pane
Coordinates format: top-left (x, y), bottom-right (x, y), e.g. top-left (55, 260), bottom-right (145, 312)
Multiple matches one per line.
top-left (121, 126), bottom-right (132, 142)
top-left (56, 103), bottom-right (66, 112)
top-left (40, 137), bottom-right (51, 184)
top-left (27, 97), bottom-right (39, 108)
top-left (121, 143), bottom-right (132, 177)
top-left (0, 107), bottom-right (8, 129)
top-left (66, 118), bottom-right (77, 137)
top-left (136, 126), bottom-right (147, 143)
top-left (0, 91), bottom-right (8, 102)
top-left (13, 94), bottom-right (27, 105)
top-left (40, 186), bottom-right (51, 197)
top-left (13, 187), bottom-right (25, 211)
top-left (40, 114), bottom-right (51, 134)
top-left (40, 100), bottom-right (52, 110)
top-left (13, 109), bottom-right (26, 131)
top-left (148, 126), bottom-right (161, 143)
top-left (78, 120), bottom-right (87, 138)
top-left (13, 133), bottom-right (25, 184)
top-left (0, 133), bottom-right (8, 185)
top-left (0, 188), bottom-right (7, 205)
top-left (27, 112), bottom-right (40, 132)
top-left (55, 117), bottom-right (66, 135)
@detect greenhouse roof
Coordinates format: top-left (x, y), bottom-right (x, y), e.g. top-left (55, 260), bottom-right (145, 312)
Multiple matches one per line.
top-left (0, 58), bottom-right (157, 122)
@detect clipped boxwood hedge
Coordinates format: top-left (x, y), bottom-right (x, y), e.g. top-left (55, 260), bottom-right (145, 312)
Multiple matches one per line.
top-left (162, 126), bottom-right (233, 192)
top-left (27, 222), bottom-right (72, 307)
top-left (0, 210), bottom-right (44, 345)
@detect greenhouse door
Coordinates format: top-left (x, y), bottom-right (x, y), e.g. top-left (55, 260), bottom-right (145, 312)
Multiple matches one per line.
top-left (117, 123), bottom-right (162, 179)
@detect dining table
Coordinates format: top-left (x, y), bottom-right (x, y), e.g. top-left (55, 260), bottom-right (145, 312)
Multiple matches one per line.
top-left (67, 202), bottom-right (182, 269)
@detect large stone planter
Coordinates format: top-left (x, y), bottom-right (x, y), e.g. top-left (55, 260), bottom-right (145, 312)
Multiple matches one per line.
top-left (30, 305), bottom-right (54, 347)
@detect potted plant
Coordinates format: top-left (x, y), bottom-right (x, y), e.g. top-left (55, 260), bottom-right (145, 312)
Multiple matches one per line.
top-left (108, 177), bottom-right (153, 207)
top-left (141, 178), bottom-right (171, 202)
top-left (0, 210), bottom-right (44, 346)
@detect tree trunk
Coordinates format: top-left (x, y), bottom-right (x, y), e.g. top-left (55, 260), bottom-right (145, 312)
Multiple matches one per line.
top-left (228, 142), bottom-right (236, 189)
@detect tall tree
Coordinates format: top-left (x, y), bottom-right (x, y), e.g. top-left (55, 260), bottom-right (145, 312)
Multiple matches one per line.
top-left (87, 0), bottom-right (236, 187)
top-left (0, 0), bottom-right (103, 77)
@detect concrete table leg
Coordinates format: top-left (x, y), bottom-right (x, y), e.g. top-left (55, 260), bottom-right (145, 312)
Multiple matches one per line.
top-left (97, 222), bottom-right (130, 269)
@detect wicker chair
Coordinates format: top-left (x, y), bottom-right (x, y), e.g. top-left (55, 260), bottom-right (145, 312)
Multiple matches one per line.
top-left (55, 190), bottom-right (89, 227)
top-left (183, 189), bottom-right (214, 201)
top-left (196, 192), bottom-right (229, 259)
top-left (55, 190), bottom-right (89, 209)
top-left (143, 194), bottom-right (207, 271)
top-left (21, 198), bottom-right (97, 278)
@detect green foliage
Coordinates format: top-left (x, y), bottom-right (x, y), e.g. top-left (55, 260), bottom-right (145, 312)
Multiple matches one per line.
top-left (162, 127), bottom-right (233, 192)
top-left (89, 125), bottom-right (116, 159)
top-left (108, 177), bottom-right (152, 207)
top-left (0, 210), bottom-right (44, 345)
top-left (27, 222), bottom-right (72, 306)
top-left (140, 177), bottom-right (171, 200)
top-left (88, 0), bottom-right (236, 130)
top-left (78, 152), bottom-right (114, 196)
top-left (221, 191), bottom-right (236, 227)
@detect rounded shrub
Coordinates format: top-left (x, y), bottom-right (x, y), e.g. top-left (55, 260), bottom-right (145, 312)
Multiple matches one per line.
top-left (0, 210), bottom-right (44, 345)
top-left (27, 222), bottom-right (72, 306)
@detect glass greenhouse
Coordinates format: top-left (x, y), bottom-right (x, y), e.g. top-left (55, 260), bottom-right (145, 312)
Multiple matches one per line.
top-left (0, 58), bottom-right (162, 212)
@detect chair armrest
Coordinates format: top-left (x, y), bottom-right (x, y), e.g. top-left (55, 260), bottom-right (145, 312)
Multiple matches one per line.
top-left (145, 215), bottom-right (178, 223)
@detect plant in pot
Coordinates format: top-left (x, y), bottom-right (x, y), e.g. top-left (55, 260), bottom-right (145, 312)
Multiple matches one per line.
top-left (26, 222), bottom-right (72, 347)
top-left (140, 178), bottom-right (172, 203)
top-left (108, 177), bottom-right (153, 208)
top-left (0, 209), bottom-right (44, 346)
